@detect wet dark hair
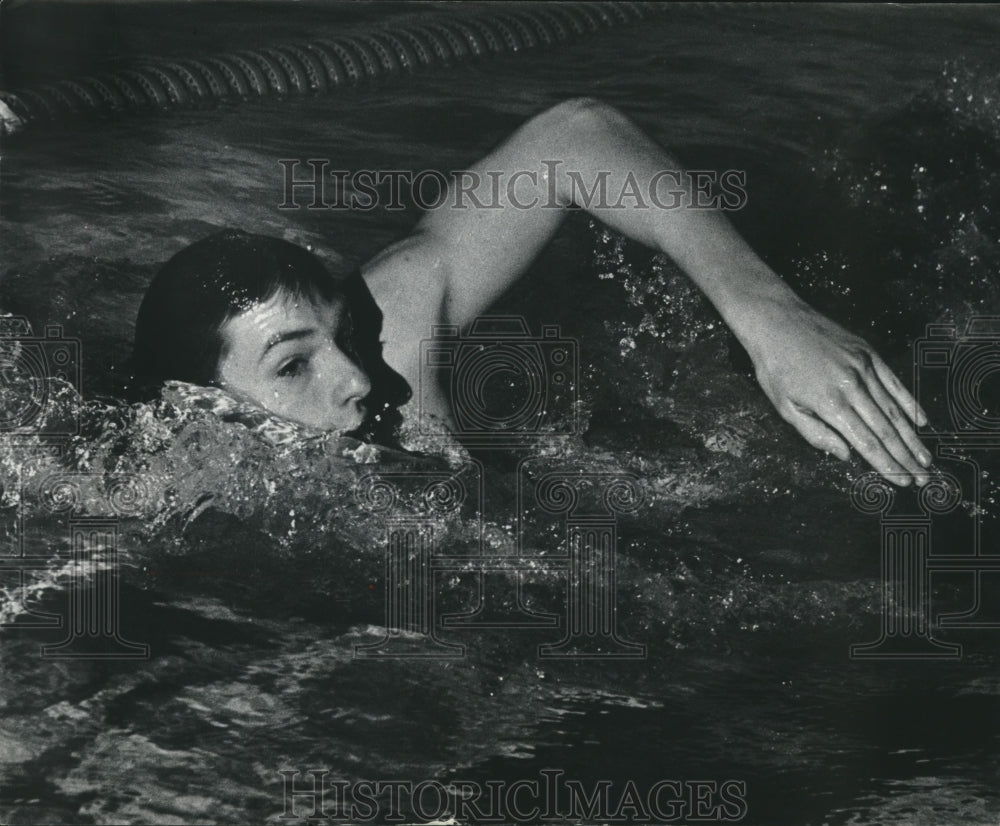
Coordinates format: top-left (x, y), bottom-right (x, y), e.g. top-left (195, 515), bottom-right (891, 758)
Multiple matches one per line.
top-left (130, 228), bottom-right (410, 440)
top-left (132, 228), bottom-right (345, 387)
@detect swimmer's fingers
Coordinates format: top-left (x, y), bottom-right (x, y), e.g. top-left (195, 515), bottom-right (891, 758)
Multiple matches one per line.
top-left (742, 295), bottom-right (930, 486)
top-left (781, 403), bottom-right (850, 463)
top-left (817, 390), bottom-right (924, 485)
top-left (858, 361), bottom-right (932, 470)
top-left (869, 353), bottom-right (929, 428)
top-left (783, 395), bottom-right (920, 486)
top-left (843, 386), bottom-right (930, 486)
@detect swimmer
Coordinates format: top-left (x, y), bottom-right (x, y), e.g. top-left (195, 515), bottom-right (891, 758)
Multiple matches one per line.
top-left (132, 98), bottom-right (932, 486)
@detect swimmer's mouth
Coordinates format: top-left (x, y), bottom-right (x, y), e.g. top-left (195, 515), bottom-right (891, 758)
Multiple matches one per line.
top-left (345, 400), bottom-right (400, 445)
top-left (342, 401), bottom-right (371, 438)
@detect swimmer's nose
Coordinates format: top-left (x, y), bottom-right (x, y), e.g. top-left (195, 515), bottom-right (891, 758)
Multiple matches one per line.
top-left (319, 344), bottom-right (371, 406)
top-left (341, 360), bottom-right (371, 405)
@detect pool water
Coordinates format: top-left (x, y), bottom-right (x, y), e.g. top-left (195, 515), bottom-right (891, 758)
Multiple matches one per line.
top-left (3, 3), bottom-right (1000, 824)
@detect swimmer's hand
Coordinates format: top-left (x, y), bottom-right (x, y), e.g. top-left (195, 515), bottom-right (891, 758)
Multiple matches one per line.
top-left (377, 97), bottom-right (929, 486)
top-left (738, 294), bottom-right (931, 486)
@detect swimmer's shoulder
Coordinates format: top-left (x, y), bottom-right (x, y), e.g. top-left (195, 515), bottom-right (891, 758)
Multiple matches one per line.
top-left (361, 231), bottom-right (451, 385)
top-left (362, 231), bottom-right (454, 335)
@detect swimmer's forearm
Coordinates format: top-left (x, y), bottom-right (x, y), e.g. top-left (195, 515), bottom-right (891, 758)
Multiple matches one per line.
top-left (421, 97), bottom-right (804, 338)
top-left (417, 98), bottom-right (931, 484)
top-left (528, 100), bottom-right (806, 343)
top-left (542, 103), bottom-right (933, 483)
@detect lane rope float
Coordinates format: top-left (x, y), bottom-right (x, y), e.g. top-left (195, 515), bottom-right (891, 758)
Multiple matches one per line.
top-left (0, 2), bottom-right (657, 136)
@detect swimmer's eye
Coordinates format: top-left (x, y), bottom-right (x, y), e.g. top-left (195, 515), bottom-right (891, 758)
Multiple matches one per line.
top-left (277, 357), bottom-right (308, 378)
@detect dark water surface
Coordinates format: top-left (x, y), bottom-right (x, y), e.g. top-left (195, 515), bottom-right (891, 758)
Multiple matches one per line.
top-left (3, 3), bottom-right (1000, 824)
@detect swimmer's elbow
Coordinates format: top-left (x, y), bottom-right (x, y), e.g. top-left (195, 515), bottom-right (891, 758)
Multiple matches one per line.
top-left (545, 97), bottom-right (613, 119)
top-left (533, 98), bottom-right (639, 149)
top-left (541, 97), bottom-right (620, 130)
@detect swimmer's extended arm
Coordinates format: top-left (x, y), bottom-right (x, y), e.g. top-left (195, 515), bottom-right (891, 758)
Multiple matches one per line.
top-left (398, 98), bottom-right (931, 485)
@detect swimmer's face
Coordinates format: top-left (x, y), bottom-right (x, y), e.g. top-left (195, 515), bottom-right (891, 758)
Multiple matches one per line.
top-left (216, 290), bottom-right (371, 432)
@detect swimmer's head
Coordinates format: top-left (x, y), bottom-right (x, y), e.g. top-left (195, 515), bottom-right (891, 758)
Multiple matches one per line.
top-left (132, 228), bottom-right (408, 435)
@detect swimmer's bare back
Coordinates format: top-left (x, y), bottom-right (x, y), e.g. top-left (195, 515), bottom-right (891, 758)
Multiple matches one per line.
top-left (361, 99), bottom-right (931, 486)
